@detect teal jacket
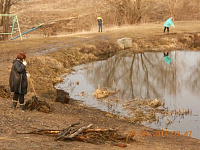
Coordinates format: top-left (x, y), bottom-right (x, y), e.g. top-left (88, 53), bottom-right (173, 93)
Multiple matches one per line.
top-left (164, 18), bottom-right (174, 27)
top-left (163, 56), bottom-right (172, 64)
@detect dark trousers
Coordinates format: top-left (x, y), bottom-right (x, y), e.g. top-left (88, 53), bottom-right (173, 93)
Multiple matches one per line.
top-left (98, 24), bottom-right (102, 32)
top-left (164, 52), bottom-right (169, 56)
top-left (164, 26), bottom-right (169, 33)
top-left (13, 92), bottom-right (25, 105)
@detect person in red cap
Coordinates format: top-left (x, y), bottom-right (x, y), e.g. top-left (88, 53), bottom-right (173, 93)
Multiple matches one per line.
top-left (9, 52), bottom-right (28, 110)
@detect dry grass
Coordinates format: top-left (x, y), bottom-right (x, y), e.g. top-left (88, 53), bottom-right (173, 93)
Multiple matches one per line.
top-left (94, 85), bottom-right (118, 99)
top-left (123, 98), bottom-right (190, 124)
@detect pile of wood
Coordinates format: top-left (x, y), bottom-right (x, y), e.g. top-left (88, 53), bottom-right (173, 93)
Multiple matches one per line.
top-left (18, 122), bottom-right (133, 147)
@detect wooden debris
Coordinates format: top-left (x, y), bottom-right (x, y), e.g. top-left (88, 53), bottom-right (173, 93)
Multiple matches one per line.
top-left (83, 128), bottom-right (117, 133)
top-left (110, 142), bottom-right (128, 147)
top-left (55, 122), bottom-right (80, 141)
top-left (18, 123), bottom-right (133, 147)
top-left (17, 129), bottom-right (60, 135)
top-left (63, 124), bottom-right (93, 139)
top-left (0, 137), bottom-right (16, 141)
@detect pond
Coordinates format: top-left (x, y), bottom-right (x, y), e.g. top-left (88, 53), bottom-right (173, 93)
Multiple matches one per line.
top-left (55, 51), bottom-right (200, 139)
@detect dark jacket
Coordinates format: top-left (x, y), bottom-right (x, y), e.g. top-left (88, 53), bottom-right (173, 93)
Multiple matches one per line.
top-left (9, 59), bottom-right (28, 94)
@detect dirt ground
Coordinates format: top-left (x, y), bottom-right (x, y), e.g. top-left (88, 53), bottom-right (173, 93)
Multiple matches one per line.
top-left (1, 21), bottom-right (200, 150)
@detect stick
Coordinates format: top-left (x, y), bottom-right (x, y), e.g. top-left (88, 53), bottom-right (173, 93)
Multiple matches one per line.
top-left (29, 77), bottom-right (38, 98)
top-left (75, 136), bottom-right (88, 141)
top-left (110, 142), bottom-right (127, 147)
top-left (83, 128), bottom-right (116, 133)
top-left (55, 122), bottom-right (80, 141)
top-left (64, 124), bottom-right (93, 139)
top-left (17, 129), bottom-right (61, 135)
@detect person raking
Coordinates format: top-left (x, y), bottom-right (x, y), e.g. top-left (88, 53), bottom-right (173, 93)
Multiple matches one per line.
top-left (9, 52), bottom-right (28, 110)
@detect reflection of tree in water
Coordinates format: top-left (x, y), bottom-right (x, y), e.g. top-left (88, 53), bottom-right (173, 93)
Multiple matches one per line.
top-left (76, 52), bottom-right (200, 130)
top-left (86, 52), bottom-right (178, 100)
top-left (187, 60), bottom-right (200, 95)
top-left (63, 52), bottom-right (199, 133)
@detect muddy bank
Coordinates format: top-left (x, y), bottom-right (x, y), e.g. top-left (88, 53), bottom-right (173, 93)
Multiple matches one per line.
top-left (1, 30), bottom-right (200, 103)
top-left (19, 32), bottom-right (200, 102)
top-left (130, 32), bottom-right (200, 52)
top-left (26, 40), bottom-right (119, 101)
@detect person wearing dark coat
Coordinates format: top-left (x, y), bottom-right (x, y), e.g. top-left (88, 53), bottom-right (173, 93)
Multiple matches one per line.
top-left (9, 52), bottom-right (28, 110)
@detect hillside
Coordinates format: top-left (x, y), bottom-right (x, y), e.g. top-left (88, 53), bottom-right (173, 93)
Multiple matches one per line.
top-left (9, 0), bottom-right (200, 38)
top-left (11, 0), bottom-right (108, 37)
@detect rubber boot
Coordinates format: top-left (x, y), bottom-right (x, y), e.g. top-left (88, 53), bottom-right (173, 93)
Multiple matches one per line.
top-left (12, 101), bottom-right (17, 109)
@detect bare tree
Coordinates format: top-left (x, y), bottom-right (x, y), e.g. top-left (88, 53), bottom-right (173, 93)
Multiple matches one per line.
top-left (0, 0), bottom-right (18, 40)
top-left (105, 0), bottom-right (155, 25)
top-left (166, 0), bottom-right (200, 20)
top-left (167, 0), bottom-right (179, 17)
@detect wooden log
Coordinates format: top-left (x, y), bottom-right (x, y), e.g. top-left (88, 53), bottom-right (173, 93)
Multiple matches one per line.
top-left (63, 124), bottom-right (93, 139)
top-left (55, 122), bottom-right (80, 141)
top-left (17, 129), bottom-right (61, 135)
top-left (83, 128), bottom-right (116, 133)
top-left (83, 125), bottom-right (122, 133)
top-left (110, 142), bottom-right (127, 147)
top-left (75, 136), bottom-right (88, 141)
top-left (75, 136), bottom-right (104, 144)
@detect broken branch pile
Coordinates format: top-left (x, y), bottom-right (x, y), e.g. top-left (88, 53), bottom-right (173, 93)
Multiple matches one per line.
top-left (18, 122), bottom-right (133, 147)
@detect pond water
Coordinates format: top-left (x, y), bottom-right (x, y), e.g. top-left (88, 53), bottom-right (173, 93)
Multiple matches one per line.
top-left (56, 51), bottom-right (200, 139)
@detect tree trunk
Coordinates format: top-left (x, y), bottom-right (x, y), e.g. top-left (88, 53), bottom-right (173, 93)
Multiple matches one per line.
top-left (1, 0), bottom-right (12, 40)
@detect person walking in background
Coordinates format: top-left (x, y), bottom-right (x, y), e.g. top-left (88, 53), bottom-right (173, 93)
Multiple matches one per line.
top-left (9, 52), bottom-right (28, 110)
top-left (97, 15), bottom-right (103, 32)
top-left (164, 17), bottom-right (175, 33)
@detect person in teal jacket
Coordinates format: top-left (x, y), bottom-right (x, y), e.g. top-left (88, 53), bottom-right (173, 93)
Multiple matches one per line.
top-left (164, 17), bottom-right (175, 33)
top-left (163, 52), bottom-right (172, 64)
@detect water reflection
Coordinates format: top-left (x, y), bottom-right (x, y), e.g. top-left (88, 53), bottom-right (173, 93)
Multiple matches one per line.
top-left (86, 52), bottom-right (179, 99)
top-left (56, 51), bottom-right (200, 139)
